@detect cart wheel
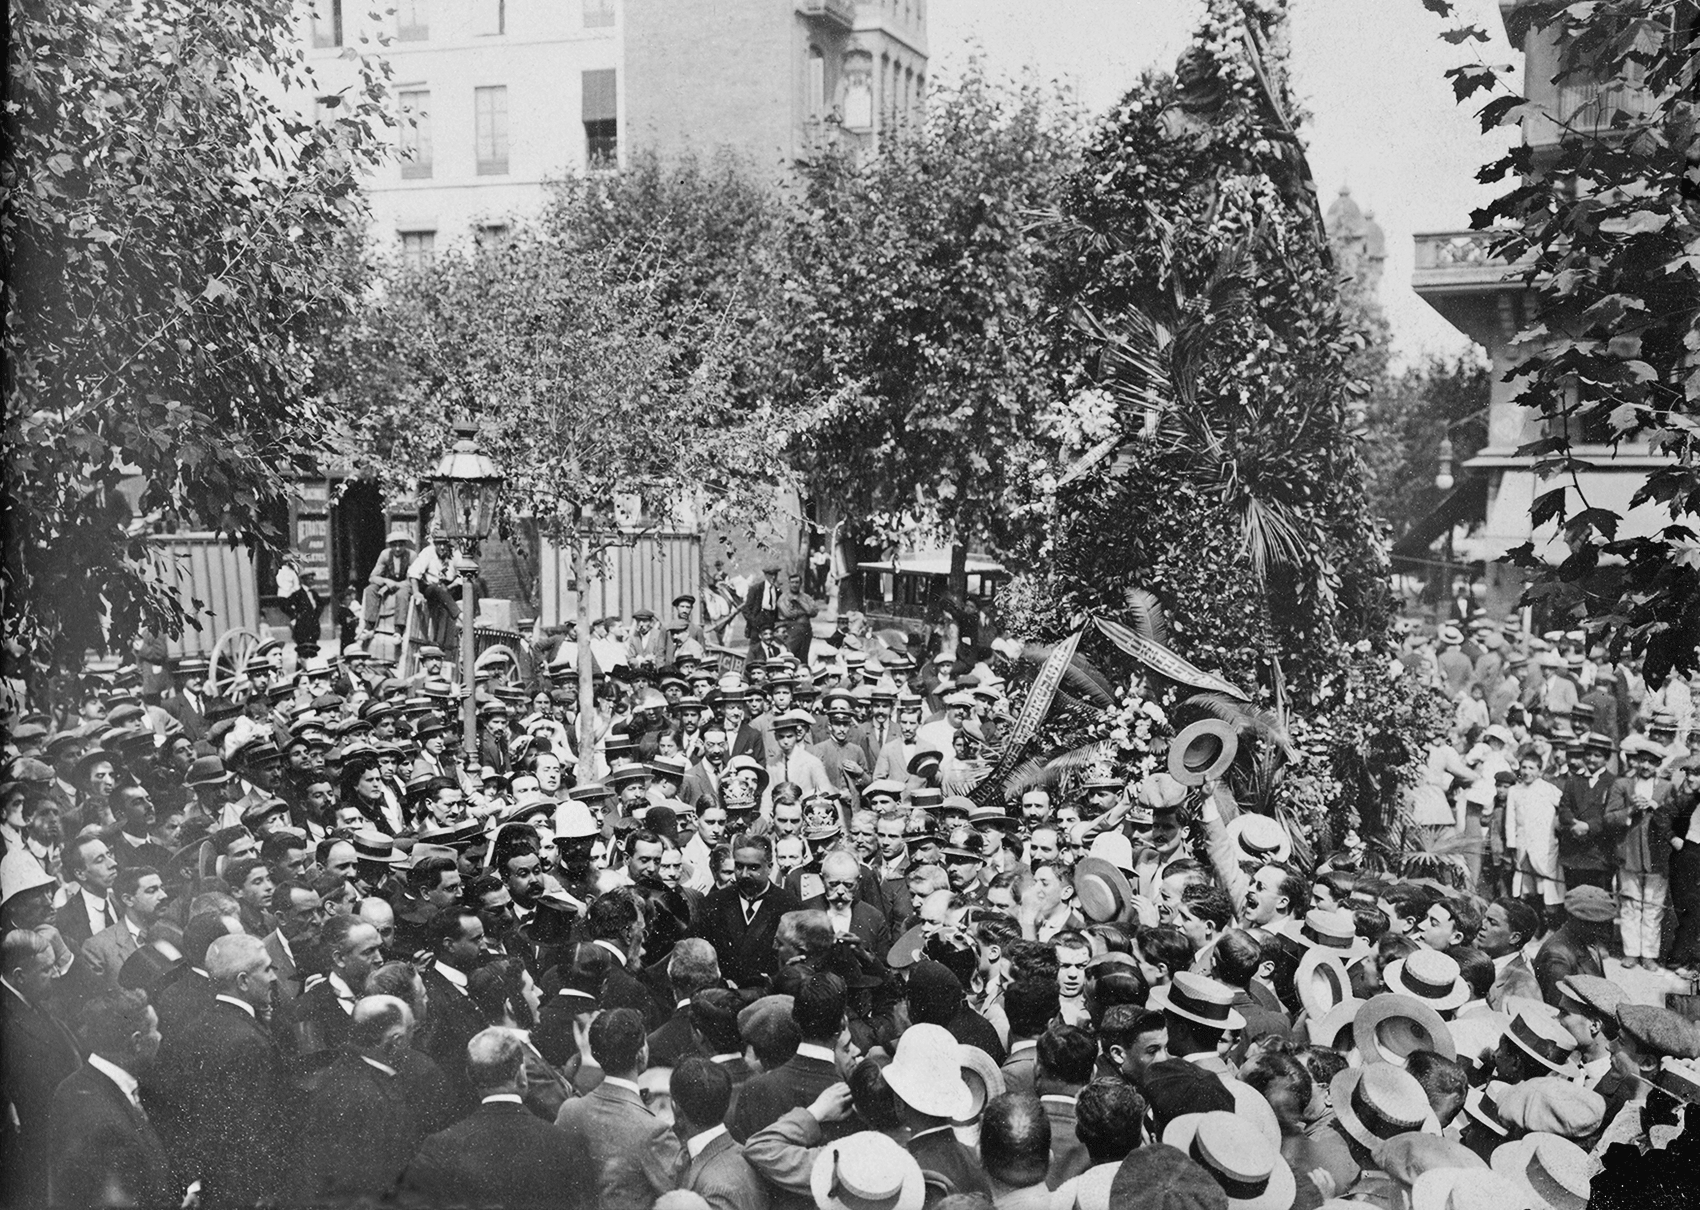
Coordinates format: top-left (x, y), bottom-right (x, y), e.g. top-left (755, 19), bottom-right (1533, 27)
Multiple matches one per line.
top-left (474, 643), bottom-right (524, 686)
top-left (207, 626), bottom-right (261, 698)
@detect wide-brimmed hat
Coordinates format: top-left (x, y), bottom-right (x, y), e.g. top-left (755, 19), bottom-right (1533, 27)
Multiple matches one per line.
top-left (417, 819), bottom-right (484, 850)
top-left (906, 750), bottom-right (943, 780)
top-left (1294, 946), bottom-right (1354, 1023)
top-left (1382, 949), bottom-right (1471, 1013)
top-left (1411, 1168), bottom-right (1534, 1210)
top-left (351, 831), bottom-right (406, 865)
top-left (1160, 1111), bottom-right (1294, 1210)
top-left (607, 759), bottom-right (650, 786)
top-left (1073, 857), bottom-right (1136, 925)
top-left (1169, 719), bottom-right (1237, 786)
top-left (1461, 1081), bottom-right (1515, 1143)
top-left (1356, 993), bottom-right (1458, 1067)
top-left (1438, 625), bottom-right (1464, 645)
top-left (1489, 1133), bottom-right (1590, 1210)
top-left (1225, 813), bottom-right (1291, 865)
top-left (1331, 1065), bottom-right (1440, 1152)
top-left (882, 1023), bottom-right (972, 1119)
top-left (956, 1044), bottom-right (1005, 1125)
top-left (1307, 996), bottom-right (1363, 1050)
top-left (809, 1131), bottom-right (925, 1210)
top-left (1504, 1008), bottom-right (1580, 1075)
top-left (1150, 972), bottom-right (1245, 1032)
top-left (908, 787), bottom-right (942, 811)
top-left (1086, 829), bottom-right (1136, 872)
top-left (552, 801), bottom-right (600, 842)
top-left (886, 924), bottom-right (927, 969)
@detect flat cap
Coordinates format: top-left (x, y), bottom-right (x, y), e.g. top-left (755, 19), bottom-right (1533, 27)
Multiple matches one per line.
top-left (1562, 885), bottom-right (1615, 922)
top-left (1617, 1003), bottom-right (1700, 1059)
top-left (1494, 1076), bottom-right (1606, 1139)
top-left (1555, 974), bottom-right (1625, 1020)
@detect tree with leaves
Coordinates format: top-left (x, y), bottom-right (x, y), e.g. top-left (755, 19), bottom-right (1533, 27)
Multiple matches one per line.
top-left (1421, 0), bottom-right (1700, 682)
top-left (1360, 357), bottom-right (1494, 540)
top-left (3, 0), bottom-right (392, 684)
top-left (777, 60), bottom-right (1081, 599)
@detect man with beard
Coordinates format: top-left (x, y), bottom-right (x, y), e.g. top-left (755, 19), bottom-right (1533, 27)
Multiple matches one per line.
top-left (801, 849), bottom-right (890, 954)
top-left (549, 800), bottom-right (603, 906)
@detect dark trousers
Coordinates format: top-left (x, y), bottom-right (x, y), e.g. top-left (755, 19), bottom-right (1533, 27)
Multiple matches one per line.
top-left (1671, 843), bottom-right (1700, 964)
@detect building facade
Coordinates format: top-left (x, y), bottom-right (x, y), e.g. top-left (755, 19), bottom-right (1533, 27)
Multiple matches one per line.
top-left (299, 0), bottom-right (927, 260)
top-left (1410, 0), bottom-right (1675, 618)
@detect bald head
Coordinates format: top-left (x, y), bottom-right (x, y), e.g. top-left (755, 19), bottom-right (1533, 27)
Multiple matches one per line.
top-left (466, 1026), bottom-right (526, 1092)
top-left (205, 933), bottom-right (267, 983)
top-left (358, 898), bottom-right (395, 929)
top-left (349, 994), bottom-right (413, 1053)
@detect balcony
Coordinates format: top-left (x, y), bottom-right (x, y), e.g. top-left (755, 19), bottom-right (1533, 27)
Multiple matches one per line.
top-left (797, 0), bottom-right (856, 31)
top-left (1413, 230), bottom-right (1535, 347)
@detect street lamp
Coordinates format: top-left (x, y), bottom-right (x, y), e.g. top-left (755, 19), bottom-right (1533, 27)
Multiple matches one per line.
top-left (430, 421), bottom-right (504, 755)
top-left (1433, 435), bottom-right (1456, 492)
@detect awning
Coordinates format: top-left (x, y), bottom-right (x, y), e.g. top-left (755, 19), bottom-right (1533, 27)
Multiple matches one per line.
top-left (1391, 476), bottom-right (1489, 560)
top-left (856, 550), bottom-right (1007, 576)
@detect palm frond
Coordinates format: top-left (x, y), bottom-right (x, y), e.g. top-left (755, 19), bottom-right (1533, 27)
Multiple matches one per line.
top-left (1177, 692), bottom-right (1297, 762)
top-left (1061, 653), bottom-right (1117, 710)
top-left (1120, 587), bottom-right (1172, 648)
top-left (1239, 493), bottom-right (1311, 584)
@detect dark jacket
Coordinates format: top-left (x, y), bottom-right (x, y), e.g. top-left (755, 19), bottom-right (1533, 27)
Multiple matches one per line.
top-left (647, 1001), bottom-right (703, 1069)
top-left (699, 883), bottom-right (803, 989)
top-left (1557, 771), bottom-right (1619, 871)
top-left (799, 894), bottom-right (892, 956)
top-left (174, 998), bottom-right (298, 1210)
top-left (397, 1097), bottom-right (579, 1209)
top-left (418, 965), bottom-right (485, 1108)
top-left (294, 1050), bottom-right (419, 1204)
top-left (727, 1049), bottom-right (847, 1143)
top-left (908, 1123), bottom-right (995, 1201)
top-left (48, 1060), bottom-right (178, 1210)
top-left (1532, 921), bottom-right (1606, 1007)
top-left (1, 984), bottom-right (85, 1208)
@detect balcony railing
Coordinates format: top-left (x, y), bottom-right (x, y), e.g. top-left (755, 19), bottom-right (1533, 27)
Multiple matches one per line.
top-left (1414, 231), bottom-right (1504, 271)
top-left (796, 0), bottom-right (856, 30)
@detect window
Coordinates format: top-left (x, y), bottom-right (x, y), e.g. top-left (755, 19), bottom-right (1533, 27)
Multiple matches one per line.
top-left (312, 0), bottom-right (342, 48)
top-left (398, 0), bottom-right (429, 42)
top-left (476, 223), bottom-right (511, 249)
top-left (475, 0), bottom-right (506, 35)
top-left (400, 231), bottom-right (435, 269)
top-left (399, 89), bottom-right (432, 179)
top-left (582, 69), bottom-right (617, 167)
top-left (806, 47), bottom-right (825, 120)
top-left (475, 86), bottom-right (509, 175)
top-left (584, 0), bottom-right (615, 28)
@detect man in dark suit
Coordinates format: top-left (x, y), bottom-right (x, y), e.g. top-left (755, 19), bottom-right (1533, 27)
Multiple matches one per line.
top-left (553, 1008), bottom-right (685, 1210)
top-left (647, 938), bottom-right (722, 1068)
top-left (1557, 735), bottom-right (1620, 891)
top-left (689, 989), bottom-right (757, 1088)
top-left (418, 909), bottom-right (489, 1107)
top-left (53, 833), bottom-right (121, 954)
top-left (672, 1058), bottom-right (771, 1210)
top-left (740, 565), bottom-right (783, 641)
top-left (802, 850), bottom-right (892, 955)
top-left (263, 878), bottom-right (323, 1005)
top-left (398, 1026), bottom-right (581, 1209)
top-left (286, 914), bottom-right (383, 1069)
top-left (294, 994), bottom-right (420, 1204)
top-left (586, 890), bottom-right (668, 1029)
top-left (174, 933), bottom-right (296, 1209)
top-left (882, 1022), bottom-right (995, 1201)
top-left (700, 835), bottom-right (802, 989)
top-left (1479, 898), bottom-right (1543, 1011)
top-left (1, 930), bottom-right (83, 1208)
top-left (159, 658), bottom-right (210, 743)
top-left (727, 972), bottom-right (849, 1142)
top-left (1534, 886), bottom-right (1616, 1006)
top-left (48, 988), bottom-right (179, 1210)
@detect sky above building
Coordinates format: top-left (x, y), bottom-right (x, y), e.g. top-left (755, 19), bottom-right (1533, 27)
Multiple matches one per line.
top-left (928, 0), bottom-right (1519, 369)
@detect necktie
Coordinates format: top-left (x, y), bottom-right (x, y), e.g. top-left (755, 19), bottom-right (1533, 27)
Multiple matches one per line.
top-left (744, 897), bottom-right (759, 925)
top-left (97, 899), bottom-right (112, 931)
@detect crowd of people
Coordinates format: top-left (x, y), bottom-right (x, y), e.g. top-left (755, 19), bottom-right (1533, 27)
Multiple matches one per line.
top-left (3, 600), bottom-right (1699, 1210)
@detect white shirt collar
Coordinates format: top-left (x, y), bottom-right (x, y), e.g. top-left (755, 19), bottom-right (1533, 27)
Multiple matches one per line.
top-left (329, 972), bottom-right (356, 1008)
top-left (272, 929), bottom-right (295, 963)
top-left (1492, 951), bottom-right (1516, 973)
top-left (795, 1042), bottom-right (835, 1063)
top-left (87, 1053), bottom-right (141, 1103)
top-left (687, 1123), bottom-right (728, 1158)
top-left (214, 993), bottom-right (256, 1018)
top-left (361, 1055), bottom-right (399, 1078)
top-left (433, 961), bottom-right (469, 992)
top-left (710, 1053), bottom-right (742, 1064)
top-left (601, 1075), bottom-right (642, 1095)
top-left (592, 939), bottom-right (627, 965)
top-left (482, 1093), bottom-right (523, 1105)
top-left (1010, 1039), bottom-right (1037, 1054)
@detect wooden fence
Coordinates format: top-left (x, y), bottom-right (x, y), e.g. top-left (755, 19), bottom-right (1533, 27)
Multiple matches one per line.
top-left (147, 533), bottom-right (259, 656)
top-left (537, 532), bottom-right (703, 626)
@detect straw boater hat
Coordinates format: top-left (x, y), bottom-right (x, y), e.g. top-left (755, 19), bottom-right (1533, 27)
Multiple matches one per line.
top-left (1331, 1065), bottom-right (1441, 1152)
top-left (1160, 1111), bottom-right (1295, 1210)
top-left (1489, 1133), bottom-right (1591, 1210)
top-left (1308, 995), bottom-right (1363, 1050)
top-left (351, 831), bottom-right (406, 866)
top-left (1149, 972), bottom-right (1246, 1032)
top-left (1379, 1135), bottom-right (1487, 1208)
top-left (1411, 1168), bottom-right (1534, 1210)
top-left (809, 1131), bottom-right (924, 1210)
top-left (1225, 813), bottom-right (1292, 866)
top-left (1297, 908), bottom-right (1370, 961)
top-left (1355, 993), bottom-right (1458, 1067)
top-left (956, 1044), bottom-right (1005, 1125)
top-left (1381, 948), bottom-right (1471, 1013)
top-left (1503, 1007), bottom-right (1581, 1077)
top-left (1168, 719), bottom-right (1236, 786)
top-left (1294, 946), bottom-right (1354, 1024)
top-left (1462, 1081), bottom-right (1515, 1144)
top-left (1073, 856), bottom-right (1136, 925)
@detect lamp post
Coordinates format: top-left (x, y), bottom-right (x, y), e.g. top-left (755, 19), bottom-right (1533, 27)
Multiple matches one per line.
top-left (430, 422), bottom-right (504, 756)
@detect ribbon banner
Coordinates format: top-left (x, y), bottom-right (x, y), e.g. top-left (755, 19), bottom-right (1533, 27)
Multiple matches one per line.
top-left (971, 628), bottom-right (1082, 807)
top-left (1092, 616), bottom-right (1250, 701)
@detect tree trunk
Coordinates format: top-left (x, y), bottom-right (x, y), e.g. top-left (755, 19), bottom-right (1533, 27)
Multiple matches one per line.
top-left (948, 540), bottom-right (969, 605)
top-left (576, 533), bottom-right (597, 784)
